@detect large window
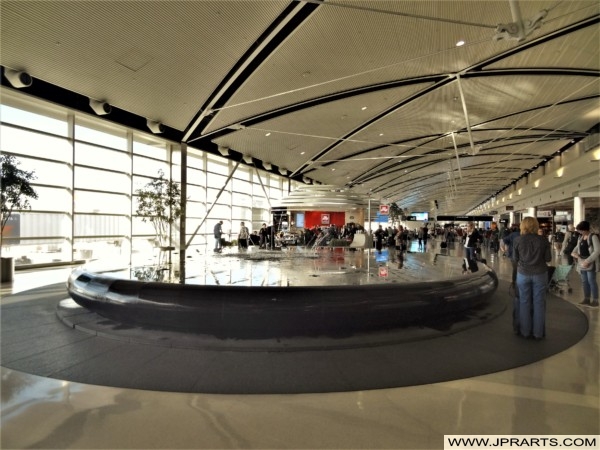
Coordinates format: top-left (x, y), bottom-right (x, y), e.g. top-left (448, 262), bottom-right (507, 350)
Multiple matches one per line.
top-left (0, 90), bottom-right (288, 268)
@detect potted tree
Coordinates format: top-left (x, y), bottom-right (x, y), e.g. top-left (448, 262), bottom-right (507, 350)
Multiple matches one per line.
top-left (1, 154), bottom-right (38, 282)
top-left (135, 169), bottom-right (182, 260)
top-left (389, 202), bottom-right (402, 226)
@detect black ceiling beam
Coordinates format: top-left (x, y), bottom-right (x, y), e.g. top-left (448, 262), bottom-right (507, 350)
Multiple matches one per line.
top-left (183, 1), bottom-right (321, 145)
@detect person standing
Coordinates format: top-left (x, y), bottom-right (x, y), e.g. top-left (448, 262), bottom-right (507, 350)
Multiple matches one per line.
top-left (422, 225), bottom-right (429, 250)
top-left (214, 220), bottom-right (223, 252)
top-left (561, 223), bottom-right (580, 265)
top-left (513, 216), bottom-right (552, 340)
top-left (259, 223), bottom-right (268, 249)
top-left (464, 222), bottom-right (480, 264)
top-left (503, 223), bottom-right (522, 334)
top-left (238, 221), bottom-right (249, 250)
top-left (571, 221), bottom-right (600, 308)
top-left (374, 225), bottom-right (385, 252)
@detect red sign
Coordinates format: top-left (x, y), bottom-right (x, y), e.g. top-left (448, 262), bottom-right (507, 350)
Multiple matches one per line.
top-left (379, 205), bottom-right (389, 215)
top-left (379, 266), bottom-right (389, 277)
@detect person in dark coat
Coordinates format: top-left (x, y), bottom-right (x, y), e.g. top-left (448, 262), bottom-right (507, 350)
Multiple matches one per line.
top-left (513, 216), bottom-right (552, 340)
top-left (374, 225), bottom-right (385, 252)
top-left (213, 221), bottom-right (223, 252)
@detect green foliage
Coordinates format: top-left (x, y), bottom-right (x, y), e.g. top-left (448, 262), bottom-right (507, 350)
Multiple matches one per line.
top-left (388, 202), bottom-right (402, 224)
top-left (135, 169), bottom-right (182, 246)
top-left (1, 154), bottom-right (38, 237)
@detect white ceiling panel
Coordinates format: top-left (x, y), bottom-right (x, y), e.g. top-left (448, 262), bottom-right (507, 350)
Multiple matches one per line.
top-left (1, 0), bottom-right (598, 215)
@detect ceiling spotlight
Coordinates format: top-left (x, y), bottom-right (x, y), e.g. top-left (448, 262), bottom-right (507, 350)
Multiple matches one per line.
top-left (146, 119), bottom-right (165, 134)
top-left (263, 162), bottom-right (272, 170)
top-left (89, 98), bottom-right (111, 115)
top-left (278, 167), bottom-right (288, 176)
top-left (217, 146), bottom-right (229, 156)
top-left (242, 155), bottom-right (253, 164)
top-left (302, 177), bottom-right (312, 184)
top-left (4, 68), bottom-right (32, 88)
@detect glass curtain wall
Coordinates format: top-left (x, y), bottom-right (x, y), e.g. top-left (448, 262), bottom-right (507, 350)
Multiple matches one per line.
top-left (0, 90), bottom-right (293, 268)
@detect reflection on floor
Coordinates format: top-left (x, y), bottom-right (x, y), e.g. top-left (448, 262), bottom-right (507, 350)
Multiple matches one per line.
top-left (1, 238), bottom-right (598, 449)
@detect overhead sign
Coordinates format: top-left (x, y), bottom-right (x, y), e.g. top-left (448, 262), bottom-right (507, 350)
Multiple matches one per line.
top-left (436, 215), bottom-right (494, 222)
top-left (375, 213), bottom-right (389, 223)
top-left (379, 205), bottom-right (389, 215)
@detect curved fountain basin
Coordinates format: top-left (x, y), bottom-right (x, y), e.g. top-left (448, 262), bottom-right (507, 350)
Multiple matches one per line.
top-left (67, 263), bottom-right (498, 339)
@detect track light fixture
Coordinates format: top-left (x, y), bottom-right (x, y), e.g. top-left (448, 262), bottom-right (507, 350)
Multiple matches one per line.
top-left (263, 162), bottom-right (272, 170)
top-left (146, 119), bottom-right (165, 134)
top-left (89, 98), bottom-right (111, 115)
top-left (217, 146), bottom-right (230, 156)
top-left (242, 155), bottom-right (253, 164)
top-left (278, 168), bottom-right (288, 176)
top-left (4, 68), bottom-right (32, 88)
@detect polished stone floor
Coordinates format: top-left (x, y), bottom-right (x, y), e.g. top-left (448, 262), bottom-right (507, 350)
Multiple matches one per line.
top-left (1, 238), bottom-right (598, 449)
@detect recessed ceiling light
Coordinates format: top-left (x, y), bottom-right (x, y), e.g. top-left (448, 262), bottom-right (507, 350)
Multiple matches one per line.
top-left (361, 106), bottom-right (367, 110)
top-left (456, 40), bottom-right (465, 47)
top-left (265, 132), bottom-right (271, 137)
top-left (331, 168), bottom-right (336, 171)
top-left (379, 133), bottom-right (384, 136)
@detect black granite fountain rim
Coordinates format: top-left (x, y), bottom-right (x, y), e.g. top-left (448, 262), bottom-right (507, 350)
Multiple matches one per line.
top-left (66, 267), bottom-right (499, 339)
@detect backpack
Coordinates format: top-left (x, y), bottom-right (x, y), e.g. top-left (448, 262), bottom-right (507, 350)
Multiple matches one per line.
top-left (563, 231), bottom-right (580, 254)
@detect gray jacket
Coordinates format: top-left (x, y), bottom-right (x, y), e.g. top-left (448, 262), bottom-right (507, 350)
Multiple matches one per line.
top-left (513, 234), bottom-right (552, 276)
top-left (573, 233), bottom-right (600, 273)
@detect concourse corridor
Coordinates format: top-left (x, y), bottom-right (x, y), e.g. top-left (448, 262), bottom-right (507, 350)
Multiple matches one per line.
top-left (1, 237), bottom-right (598, 449)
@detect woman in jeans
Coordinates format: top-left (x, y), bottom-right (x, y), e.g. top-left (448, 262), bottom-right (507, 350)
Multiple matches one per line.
top-left (513, 216), bottom-right (552, 340)
top-left (464, 222), bottom-right (480, 264)
top-left (571, 221), bottom-right (600, 308)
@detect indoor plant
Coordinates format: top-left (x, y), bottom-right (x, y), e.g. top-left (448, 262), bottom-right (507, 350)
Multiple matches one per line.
top-left (135, 169), bottom-right (182, 249)
top-left (1, 154), bottom-right (38, 281)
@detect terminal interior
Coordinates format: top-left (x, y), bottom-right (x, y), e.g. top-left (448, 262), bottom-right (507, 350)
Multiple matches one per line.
top-left (1, 1), bottom-right (599, 448)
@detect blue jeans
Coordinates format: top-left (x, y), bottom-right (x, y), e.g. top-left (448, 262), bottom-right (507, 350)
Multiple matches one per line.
top-left (516, 271), bottom-right (548, 338)
top-left (580, 269), bottom-right (598, 300)
top-left (465, 247), bottom-right (476, 261)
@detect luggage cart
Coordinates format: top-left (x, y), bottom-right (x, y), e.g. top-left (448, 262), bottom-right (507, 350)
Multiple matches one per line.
top-left (548, 264), bottom-right (573, 294)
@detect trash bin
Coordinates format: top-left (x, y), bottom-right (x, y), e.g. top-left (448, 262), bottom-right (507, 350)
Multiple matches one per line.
top-left (1, 257), bottom-right (14, 283)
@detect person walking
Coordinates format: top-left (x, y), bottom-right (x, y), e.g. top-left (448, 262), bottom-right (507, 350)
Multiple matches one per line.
top-left (513, 216), bottom-right (552, 340)
top-left (571, 221), bottom-right (600, 308)
top-left (214, 220), bottom-right (223, 252)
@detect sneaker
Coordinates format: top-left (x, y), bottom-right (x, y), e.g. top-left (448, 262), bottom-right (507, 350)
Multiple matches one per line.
top-left (579, 299), bottom-right (591, 306)
top-left (589, 301), bottom-right (599, 308)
